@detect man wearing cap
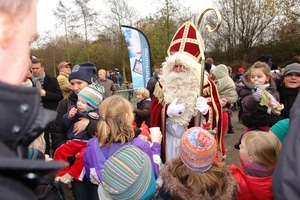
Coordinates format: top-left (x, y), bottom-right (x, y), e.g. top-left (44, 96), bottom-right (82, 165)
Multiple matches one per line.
top-left (57, 61), bottom-right (72, 98)
top-left (150, 21), bottom-right (222, 162)
top-left (111, 67), bottom-right (122, 87)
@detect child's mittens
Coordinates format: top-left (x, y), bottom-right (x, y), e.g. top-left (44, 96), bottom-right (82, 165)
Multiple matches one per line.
top-left (253, 87), bottom-right (263, 102)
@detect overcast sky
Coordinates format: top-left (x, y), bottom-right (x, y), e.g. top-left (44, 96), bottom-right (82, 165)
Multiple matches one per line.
top-left (36, 0), bottom-right (213, 36)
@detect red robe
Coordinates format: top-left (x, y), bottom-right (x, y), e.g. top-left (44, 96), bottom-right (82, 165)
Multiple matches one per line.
top-left (150, 79), bottom-right (222, 162)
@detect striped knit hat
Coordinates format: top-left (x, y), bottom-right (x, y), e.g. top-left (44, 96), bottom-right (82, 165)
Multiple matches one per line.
top-left (180, 127), bottom-right (217, 172)
top-left (78, 83), bottom-right (104, 112)
top-left (102, 145), bottom-right (156, 200)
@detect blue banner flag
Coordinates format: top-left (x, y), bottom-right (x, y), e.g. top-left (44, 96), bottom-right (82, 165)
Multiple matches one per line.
top-left (121, 25), bottom-right (152, 88)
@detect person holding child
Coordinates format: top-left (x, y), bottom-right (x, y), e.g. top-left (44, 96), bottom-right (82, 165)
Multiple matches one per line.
top-left (229, 131), bottom-right (281, 199)
top-left (236, 61), bottom-right (283, 128)
top-left (156, 127), bottom-right (238, 199)
top-left (50, 62), bottom-right (100, 200)
top-left (134, 87), bottom-right (151, 127)
top-left (234, 61), bottom-right (283, 148)
top-left (54, 82), bottom-right (104, 184)
top-left (211, 64), bottom-right (237, 160)
top-left (83, 95), bottom-right (163, 199)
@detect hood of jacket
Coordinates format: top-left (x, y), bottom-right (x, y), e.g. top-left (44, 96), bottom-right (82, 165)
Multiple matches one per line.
top-left (159, 163), bottom-right (239, 200)
top-left (213, 64), bottom-right (229, 79)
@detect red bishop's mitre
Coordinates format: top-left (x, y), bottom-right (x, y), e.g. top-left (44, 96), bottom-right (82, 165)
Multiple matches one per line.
top-left (167, 21), bottom-right (204, 61)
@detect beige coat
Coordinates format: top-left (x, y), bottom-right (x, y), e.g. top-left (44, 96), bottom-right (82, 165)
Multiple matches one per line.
top-left (57, 72), bottom-right (72, 98)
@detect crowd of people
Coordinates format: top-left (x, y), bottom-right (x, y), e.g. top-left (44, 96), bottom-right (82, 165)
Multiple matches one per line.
top-left (1, 1), bottom-right (300, 200)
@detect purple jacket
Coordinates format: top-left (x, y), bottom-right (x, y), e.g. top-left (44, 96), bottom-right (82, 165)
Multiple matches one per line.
top-left (84, 137), bottom-right (161, 185)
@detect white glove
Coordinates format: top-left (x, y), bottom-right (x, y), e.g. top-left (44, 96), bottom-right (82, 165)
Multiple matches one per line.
top-left (167, 98), bottom-right (186, 117)
top-left (195, 96), bottom-right (208, 115)
top-left (253, 87), bottom-right (263, 102)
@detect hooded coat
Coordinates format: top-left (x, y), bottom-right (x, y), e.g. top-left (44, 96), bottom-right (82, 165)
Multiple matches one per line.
top-left (213, 64), bottom-right (237, 111)
top-left (156, 162), bottom-right (239, 200)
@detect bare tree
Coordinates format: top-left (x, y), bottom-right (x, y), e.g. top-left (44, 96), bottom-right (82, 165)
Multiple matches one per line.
top-left (137, 0), bottom-right (194, 66)
top-left (73, 0), bottom-right (100, 61)
top-left (209, 0), bottom-right (284, 63)
top-left (103, 0), bottom-right (140, 83)
top-left (53, 0), bottom-right (77, 61)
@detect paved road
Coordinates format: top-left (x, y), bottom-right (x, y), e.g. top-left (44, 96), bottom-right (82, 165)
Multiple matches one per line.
top-left (224, 109), bottom-right (244, 166)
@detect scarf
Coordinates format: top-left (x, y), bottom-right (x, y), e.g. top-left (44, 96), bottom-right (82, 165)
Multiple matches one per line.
top-left (278, 86), bottom-right (299, 118)
top-left (31, 71), bottom-right (45, 89)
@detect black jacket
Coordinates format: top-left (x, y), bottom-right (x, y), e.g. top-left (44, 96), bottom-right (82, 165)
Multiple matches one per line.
top-left (41, 73), bottom-right (63, 110)
top-left (134, 98), bottom-right (151, 127)
top-left (50, 92), bottom-right (98, 153)
top-left (146, 75), bottom-right (159, 99)
top-left (0, 82), bottom-right (63, 200)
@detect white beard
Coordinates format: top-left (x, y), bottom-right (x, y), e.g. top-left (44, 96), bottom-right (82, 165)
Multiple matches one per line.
top-left (163, 70), bottom-right (200, 126)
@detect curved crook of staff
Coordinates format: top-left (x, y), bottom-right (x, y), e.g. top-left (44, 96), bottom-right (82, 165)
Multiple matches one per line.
top-left (194, 7), bottom-right (222, 127)
top-left (197, 7), bottom-right (222, 33)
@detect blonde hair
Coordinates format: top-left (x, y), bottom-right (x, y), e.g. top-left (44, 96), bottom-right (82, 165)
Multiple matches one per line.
top-left (96, 95), bottom-right (135, 146)
top-left (136, 88), bottom-right (150, 99)
top-left (242, 131), bottom-right (281, 168)
top-left (165, 157), bottom-right (233, 197)
top-left (247, 61), bottom-right (273, 83)
top-left (98, 69), bottom-right (106, 74)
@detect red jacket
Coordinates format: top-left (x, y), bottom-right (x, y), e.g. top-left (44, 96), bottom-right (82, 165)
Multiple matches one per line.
top-left (229, 164), bottom-right (274, 200)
